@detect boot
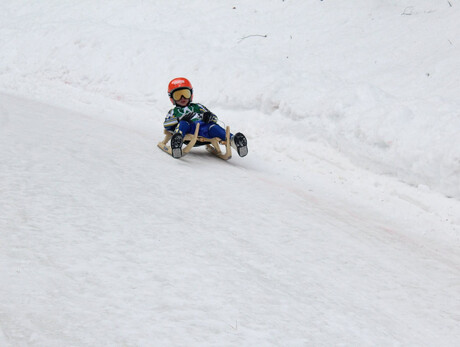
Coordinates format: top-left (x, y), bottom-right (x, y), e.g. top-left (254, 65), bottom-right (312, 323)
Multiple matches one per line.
top-left (231, 132), bottom-right (248, 157)
top-left (170, 132), bottom-right (184, 159)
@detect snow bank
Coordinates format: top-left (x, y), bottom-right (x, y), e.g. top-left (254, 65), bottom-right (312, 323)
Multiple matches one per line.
top-left (1, 0), bottom-right (459, 198)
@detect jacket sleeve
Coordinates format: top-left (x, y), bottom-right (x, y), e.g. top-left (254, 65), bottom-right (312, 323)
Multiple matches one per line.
top-left (163, 109), bottom-right (178, 129)
top-left (195, 103), bottom-right (210, 114)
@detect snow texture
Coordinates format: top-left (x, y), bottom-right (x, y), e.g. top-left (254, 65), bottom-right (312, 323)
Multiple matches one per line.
top-left (1, 1), bottom-right (459, 346)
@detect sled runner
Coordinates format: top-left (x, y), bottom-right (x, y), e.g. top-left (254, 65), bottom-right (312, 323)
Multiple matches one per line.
top-left (157, 123), bottom-right (232, 160)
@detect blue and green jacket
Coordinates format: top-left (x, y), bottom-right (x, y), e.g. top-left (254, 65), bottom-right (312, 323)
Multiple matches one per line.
top-left (163, 103), bottom-right (210, 130)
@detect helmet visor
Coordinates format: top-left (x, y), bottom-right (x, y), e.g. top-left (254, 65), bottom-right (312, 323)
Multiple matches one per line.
top-left (172, 88), bottom-right (192, 101)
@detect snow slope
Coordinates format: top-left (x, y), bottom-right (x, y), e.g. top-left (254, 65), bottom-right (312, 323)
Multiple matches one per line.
top-left (1, 92), bottom-right (459, 346)
top-left (1, 1), bottom-right (460, 346)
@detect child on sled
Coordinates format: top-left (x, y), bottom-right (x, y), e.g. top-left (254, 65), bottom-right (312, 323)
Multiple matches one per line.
top-left (163, 77), bottom-right (248, 159)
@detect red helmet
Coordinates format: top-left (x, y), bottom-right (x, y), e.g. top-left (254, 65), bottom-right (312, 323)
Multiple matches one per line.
top-left (168, 77), bottom-right (193, 105)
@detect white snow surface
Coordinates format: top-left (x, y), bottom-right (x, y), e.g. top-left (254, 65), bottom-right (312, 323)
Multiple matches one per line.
top-left (1, 1), bottom-right (459, 346)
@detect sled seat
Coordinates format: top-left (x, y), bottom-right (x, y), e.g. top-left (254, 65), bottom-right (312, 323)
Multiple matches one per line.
top-left (157, 123), bottom-right (232, 160)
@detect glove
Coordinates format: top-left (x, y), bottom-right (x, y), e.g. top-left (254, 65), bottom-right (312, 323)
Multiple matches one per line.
top-left (180, 112), bottom-right (195, 122)
top-left (202, 111), bottom-right (218, 123)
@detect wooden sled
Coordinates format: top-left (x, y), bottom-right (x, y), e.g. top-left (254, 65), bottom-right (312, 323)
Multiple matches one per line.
top-left (157, 123), bottom-right (232, 160)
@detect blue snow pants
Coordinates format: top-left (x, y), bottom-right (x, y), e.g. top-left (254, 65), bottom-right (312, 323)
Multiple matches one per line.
top-left (176, 121), bottom-right (229, 140)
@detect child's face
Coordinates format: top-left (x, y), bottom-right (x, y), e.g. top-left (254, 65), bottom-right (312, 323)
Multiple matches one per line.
top-left (176, 96), bottom-right (190, 107)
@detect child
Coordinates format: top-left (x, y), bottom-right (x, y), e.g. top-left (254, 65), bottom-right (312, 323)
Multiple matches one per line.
top-left (163, 77), bottom-right (248, 159)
